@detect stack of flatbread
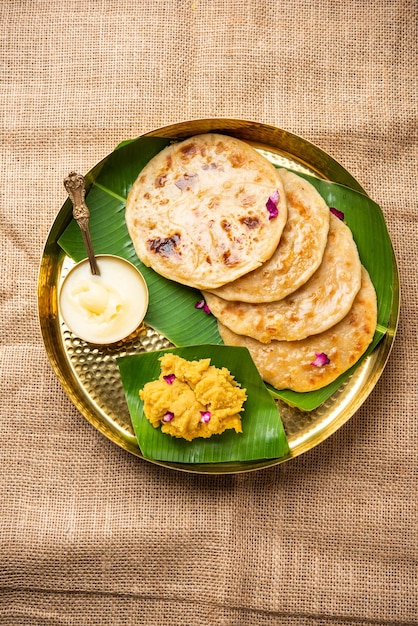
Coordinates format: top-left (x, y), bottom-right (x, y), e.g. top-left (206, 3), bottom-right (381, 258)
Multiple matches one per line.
top-left (126, 133), bottom-right (377, 393)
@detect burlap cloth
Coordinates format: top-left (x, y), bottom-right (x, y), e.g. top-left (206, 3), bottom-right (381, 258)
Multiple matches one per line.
top-left (1, 1), bottom-right (416, 624)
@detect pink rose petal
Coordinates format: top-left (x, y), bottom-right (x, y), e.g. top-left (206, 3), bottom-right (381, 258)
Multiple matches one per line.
top-left (163, 374), bottom-right (176, 385)
top-left (200, 411), bottom-right (211, 423)
top-left (266, 190), bottom-right (280, 220)
top-left (311, 352), bottom-right (330, 367)
top-left (195, 299), bottom-right (211, 315)
top-left (330, 207), bottom-right (345, 221)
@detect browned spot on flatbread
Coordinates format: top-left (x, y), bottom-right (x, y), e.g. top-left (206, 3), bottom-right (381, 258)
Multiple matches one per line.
top-left (180, 142), bottom-right (198, 158)
top-left (174, 173), bottom-right (197, 190)
top-left (242, 196), bottom-right (256, 207)
top-left (208, 197), bottom-right (221, 210)
top-left (148, 233), bottom-right (181, 257)
top-left (223, 251), bottom-right (240, 266)
top-left (229, 152), bottom-right (246, 168)
top-left (287, 191), bottom-right (310, 219)
top-left (155, 174), bottom-right (168, 188)
top-left (241, 216), bottom-right (260, 229)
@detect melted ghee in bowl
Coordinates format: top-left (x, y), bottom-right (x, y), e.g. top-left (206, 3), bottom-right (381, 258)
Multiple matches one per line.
top-left (59, 255), bottom-right (148, 344)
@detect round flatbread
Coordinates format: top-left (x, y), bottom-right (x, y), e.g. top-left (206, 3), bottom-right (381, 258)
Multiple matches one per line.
top-left (125, 133), bottom-right (288, 290)
top-left (218, 267), bottom-right (377, 392)
top-left (203, 213), bottom-right (362, 342)
top-left (207, 168), bottom-right (330, 302)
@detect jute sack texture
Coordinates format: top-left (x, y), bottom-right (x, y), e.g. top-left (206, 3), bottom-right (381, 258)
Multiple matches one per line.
top-left (0, 1), bottom-right (416, 624)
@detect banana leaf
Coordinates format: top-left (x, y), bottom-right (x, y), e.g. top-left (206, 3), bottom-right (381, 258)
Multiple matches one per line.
top-left (117, 344), bottom-right (289, 463)
top-left (58, 136), bottom-right (394, 411)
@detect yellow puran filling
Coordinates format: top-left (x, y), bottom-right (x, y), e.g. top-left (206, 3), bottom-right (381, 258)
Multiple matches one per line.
top-left (139, 353), bottom-right (247, 441)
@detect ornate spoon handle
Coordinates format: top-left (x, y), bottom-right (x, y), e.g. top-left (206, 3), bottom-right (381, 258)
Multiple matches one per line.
top-left (64, 171), bottom-right (100, 276)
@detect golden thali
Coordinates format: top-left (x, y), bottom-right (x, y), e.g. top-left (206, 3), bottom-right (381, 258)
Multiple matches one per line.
top-left (37, 119), bottom-right (400, 474)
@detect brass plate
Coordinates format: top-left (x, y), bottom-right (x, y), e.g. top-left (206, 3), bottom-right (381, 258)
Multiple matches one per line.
top-left (38, 119), bottom-right (400, 474)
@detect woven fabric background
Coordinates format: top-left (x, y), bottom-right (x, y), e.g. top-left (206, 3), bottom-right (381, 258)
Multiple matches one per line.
top-left (1, 1), bottom-right (417, 624)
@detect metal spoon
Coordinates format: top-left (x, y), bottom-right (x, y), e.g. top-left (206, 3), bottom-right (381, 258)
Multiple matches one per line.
top-left (63, 171), bottom-right (100, 276)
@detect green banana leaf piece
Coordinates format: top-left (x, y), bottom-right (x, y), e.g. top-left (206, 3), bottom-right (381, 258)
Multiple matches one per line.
top-left (58, 136), bottom-right (394, 411)
top-left (117, 344), bottom-right (290, 463)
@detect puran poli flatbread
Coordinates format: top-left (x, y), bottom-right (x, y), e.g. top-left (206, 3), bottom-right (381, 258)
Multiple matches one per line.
top-left (125, 133), bottom-right (288, 290)
top-left (203, 213), bottom-right (362, 342)
top-left (207, 168), bottom-right (330, 302)
top-left (218, 267), bottom-right (377, 392)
